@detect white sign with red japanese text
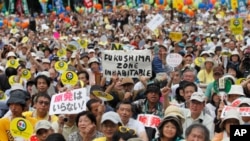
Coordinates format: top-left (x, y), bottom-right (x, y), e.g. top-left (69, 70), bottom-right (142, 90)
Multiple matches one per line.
top-left (137, 114), bottom-right (161, 128)
top-left (221, 106), bottom-right (250, 118)
top-left (49, 88), bottom-right (90, 115)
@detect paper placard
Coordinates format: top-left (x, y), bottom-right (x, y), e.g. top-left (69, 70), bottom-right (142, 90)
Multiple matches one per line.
top-left (102, 50), bottom-right (152, 78)
top-left (137, 114), bottom-right (161, 128)
top-left (166, 53), bottom-right (183, 68)
top-left (146, 14), bottom-right (165, 31)
top-left (230, 18), bottom-right (243, 35)
top-left (221, 106), bottom-right (250, 118)
top-left (49, 88), bottom-right (90, 115)
top-left (10, 118), bottom-right (33, 139)
top-left (169, 32), bottom-right (183, 42)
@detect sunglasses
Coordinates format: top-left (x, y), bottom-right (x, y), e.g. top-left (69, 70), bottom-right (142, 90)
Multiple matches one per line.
top-left (38, 100), bottom-right (50, 106)
top-left (119, 126), bottom-right (136, 135)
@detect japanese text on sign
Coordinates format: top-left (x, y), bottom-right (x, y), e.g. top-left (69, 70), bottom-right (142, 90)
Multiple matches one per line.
top-left (221, 106), bottom-right (250, 118)
top-left (137, 114), bottom-right (161, 128)
top-left (102, 50), bottom-right (152, 78)
top-left (49, 88), bottom-right (90, 115)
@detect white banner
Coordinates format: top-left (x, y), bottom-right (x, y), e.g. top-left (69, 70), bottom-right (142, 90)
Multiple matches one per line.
top-left (49, 88), bottom-right (90, 115)
top-left (102, 50), bottom-right (152, 78)
top-left (146, 14), bottom-right (165, 31)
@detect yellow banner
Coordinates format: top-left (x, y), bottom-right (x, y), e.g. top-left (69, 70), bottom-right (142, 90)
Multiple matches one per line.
top-left (169, 32), bottom-right (183, 42)
top-left (230, 18), bottom-right (243, 35)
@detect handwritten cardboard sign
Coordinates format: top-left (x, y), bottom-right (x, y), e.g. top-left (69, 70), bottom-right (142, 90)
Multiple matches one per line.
top-left (49, 88), bottom-right (90, 115)
top-left (102, 50), bottom-right (152, 78)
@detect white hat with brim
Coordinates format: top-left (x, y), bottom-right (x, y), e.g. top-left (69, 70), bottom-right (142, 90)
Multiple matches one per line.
top-left (201, 57), bottom-right (218, 68)
top-left (220, 109), bottom-right (243, 129)
top-left (227, 85), bottom-right (245, 96)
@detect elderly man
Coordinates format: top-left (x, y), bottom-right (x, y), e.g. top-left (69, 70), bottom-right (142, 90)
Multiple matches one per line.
top-left (181, 92), bottom-right (214, 139)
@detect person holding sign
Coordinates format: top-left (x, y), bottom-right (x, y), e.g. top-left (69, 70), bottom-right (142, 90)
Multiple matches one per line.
top-left (0, 90), bottom-right (36, 141)
top-left (152, 44), bottom-right (172, 74)
top-left (212, 109), bottom-right (243, 141)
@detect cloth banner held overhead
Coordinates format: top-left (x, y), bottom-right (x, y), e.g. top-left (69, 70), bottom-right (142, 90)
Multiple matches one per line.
top-left (49, 88), bottom-right (90, 115)
top-left (102, 50), bottom-right (152, 78)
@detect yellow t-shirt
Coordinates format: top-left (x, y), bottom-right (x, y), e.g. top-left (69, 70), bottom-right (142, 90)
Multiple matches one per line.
top-left (22, 111), bottom-right (58, 123)
top-left (0, 117), bottom-right (36, 141)
top-left (197, 69), bottom-right (214, 84)
top-left (93, 137), bottom-right (107, 141)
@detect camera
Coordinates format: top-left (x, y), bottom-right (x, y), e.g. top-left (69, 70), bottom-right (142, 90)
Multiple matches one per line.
top-left (63, 118), bottom-right (68, 122)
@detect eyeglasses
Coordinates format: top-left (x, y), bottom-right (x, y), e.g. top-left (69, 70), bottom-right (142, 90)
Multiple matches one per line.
top-left (118, 126), bottom-right (136, 135)
top-left (38, 100), bottom-right (50, 106)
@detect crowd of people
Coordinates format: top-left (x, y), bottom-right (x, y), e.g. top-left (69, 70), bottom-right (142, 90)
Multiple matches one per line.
top-left (0, 3), bottom-right (250, 141)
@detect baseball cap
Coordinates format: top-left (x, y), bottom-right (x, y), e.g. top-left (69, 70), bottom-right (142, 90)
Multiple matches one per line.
top-left (35, 120), bottom-right (52, 134)
top-left (190, 92), bottom-right (205, 102)
top-left (101, 111), bottom-right (122, 124)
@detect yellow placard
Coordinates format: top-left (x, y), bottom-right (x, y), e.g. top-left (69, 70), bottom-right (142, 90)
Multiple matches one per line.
top-left (230, 18), bottom-right (243, 35)
top-left (92, 91), bottom-right (114, 101)
top-left (231, 0), bottom-right (238, 10)
top-left (6, 59), bottom-right (19, 69)
top-left (57, 48), bottom-right (66, 57)
top-left (54, 61), bottom-right (68, 72)
top-left (77, 39), bottom-right (88, 49)
top-left (21, 36), bottom-right (29, 44)
top-left (206, 37), bottom-right (212, 43)
top-left (235, 35), bottom-right (243, 41)
top-left (60, 71), bottom-right (78, 86)
top-left (194, 57), bottom-right (205, 67)
top-left (8, 75), bottom-right (23, 86)
top-left (236, 78), bottom-right (246, 85)
top-left (10, 118), bottom-right (33, 139)
top-left (169, 32), bottom-right (183, 42)
top-left (21, 69), bottom-right (31, 80)
top-left (0, 90), bottom-right (6, 100)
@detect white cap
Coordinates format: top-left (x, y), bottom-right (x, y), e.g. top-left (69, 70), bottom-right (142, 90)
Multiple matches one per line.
top-left (7, 52), bottom-right (16, 59)
top-left (35, 120), bottom-right (52, 133)
top-left (101, 111), bottom-right (122, 124)
top-left (88, 49), bottom-right (95, 54)
top-left (228, 85), bottom-right (245, 96)
top-left (42, 58), bottom-right (50, 64)
top-left (190, 92), bottom-right (206, 102)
